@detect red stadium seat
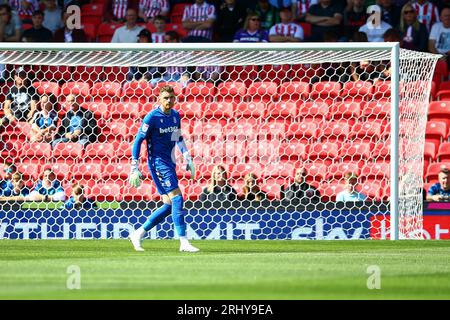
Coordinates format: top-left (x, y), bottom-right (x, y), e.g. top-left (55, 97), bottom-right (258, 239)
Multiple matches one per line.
top-left (91, 82), bottom-right (122, 103)
top-left (350, 121), bottom-right (382, 141)
top-left (84, 143), bottom-right (115, 163)
top-left (192, 121), bottom-right (223, 141)
top-left (20, 143), bottom-right (52, 164)
top-left (360, 181), bottom-right (382, 201)
top-left (341, 81), bottom-right (373, 100)
top-left (371, 142), bottom-right (390, 161)
top-left (246, 81), bottom-right (278, 102)
top-left (298, 101), bottom-right (329, 120)
top-left (81, 4), bottom-right (104, 25)
top-left (326, 162), bottom-right (361, 180)
top-left (361, 101), bottom-right (390, 120)
top-left (425, 120), bottom-right (448, 149)
top-left (286, 121), bottom-right (319, 141)
top-left (81, 23), bottom-right (97, 41)
top-left (204, 102), bottom-right (234, 118)
top-left (61, 82), bottom-right (90, 97)
top-left (102, 162), bottom-right (130, 182)
top-left (339, 142), bottom-right (371, 161)
top-left (258, 121), bottom-right (288, 140)
top-left (89, 182), bottom-right (122, 201)
top-left (373, 80), bottom-right (391, 100)
top-left (82, 101), bottom-right (109, 119)
top-left (258, 64), bottom-right (290, 84)
top-left (261, 178), bottom-right (282, 199)
top-left (217, 81), bottom-right (246, 102)
top-left (231, 163), bottom-right (262, 179)
top-left (185, 82), bottom-right (216, 102)
top-left (170, 3), bottom-right (187, 23)
top-left (308, 142), bottom-right (339, 164)
top-left (97, 22), bottom-right (123, 42)
top-left (223, 140), bottom-right (247, 162)
top-left (164, 23), bottom-right (188, 38)
top-left (103, 67), bottom-right (128, 82)
top-left (122, 81), bottom-right (154, 103)
top-left (32, 81), bottom-right (60, 96)
top-left (266, 101), bottom-right (297, 119)
top-left (52, 143), bottom-right (84, 164)
top-left (428, 101), bottom-right (450, 126)
top-left (122, 183), bottom-right (157, 201)
top-left (361, 162), bottom-right (390, 181)
top-left (311, 81), bottom-right (342, 101)
top-left (280, 142), bottom-right (307, 161)
top-left (246, 141), bottom-right (281, 163)
top-left (262, 162), bottom-right (295, 179)
top-left (17, 162), bottom-right (40, 180)
top-left (278, 81), bottom-right (310, 101)
top-left (319, 182), bottom-right (346, 202)
top-left (303, 162), bottom-right (328, 182)
top-left (71, 162), bottom-right (103, 180)
top-left (102, 121), bottom-right (129, 142)
top-left (320, 121), bottom-right (350, 143)
top-left (424, 141), bottom-right (436, 161)
top-left (72, 66), bottom-right (103, 84)
top-left (178, 101), bottom-right (204, 119)
top-left (109, 102), bottom-right (140, 119)
top-left (223, 65), bottom-right (259, 86)
top-left (41, 66), bottom-right (71, 81)
top-left (223, 122), bottom-right (256, 141)
top-left (112, 141), bottom-right (132, 162)
top-left (0, 140), bottom-right (19, 160)
top-left (234, 102), bottom-right (265, 120)
top-left (329, 101), bottom-right (361, 123)
top-left (437, 142), bottom-right (450, 162)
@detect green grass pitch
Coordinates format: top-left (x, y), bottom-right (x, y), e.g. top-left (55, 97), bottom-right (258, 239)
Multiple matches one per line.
top-left (0, 240), bottom-right (449, 299)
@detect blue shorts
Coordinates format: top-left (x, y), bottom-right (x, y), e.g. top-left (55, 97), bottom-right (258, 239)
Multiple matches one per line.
top-left (148, 158), bottom-right (179, 195)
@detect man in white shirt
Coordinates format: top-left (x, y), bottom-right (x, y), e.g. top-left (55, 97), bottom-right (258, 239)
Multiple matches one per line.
top-left (269, 6), bottom-right (304, 42)
top-left (336, 172), bottom-right (368, 202)
top-left (429, 7), bottom-right (450, 56)
top-left (111, 8), bottom-right (144, 43)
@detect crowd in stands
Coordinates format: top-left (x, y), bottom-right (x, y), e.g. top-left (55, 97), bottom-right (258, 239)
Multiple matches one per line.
top-left (0, 0), bottom-right (450, 205)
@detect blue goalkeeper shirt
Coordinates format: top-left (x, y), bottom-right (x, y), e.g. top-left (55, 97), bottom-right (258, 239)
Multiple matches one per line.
top-left (132, 106), bottom-right (184, 167)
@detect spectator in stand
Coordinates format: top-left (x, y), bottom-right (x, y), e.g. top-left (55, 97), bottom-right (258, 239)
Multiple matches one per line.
top-left (0, 162), bottom-right (16, 193)
top-left (336, 172), bottom-right (367, 202)
top-left (305, 0), bottom-right (343, 41)
top-left (343, 0), bottom-right (367, 41)
top-left (111, 8), bottom-right (144, 43)
top-left (52, 94), bottom-right (98, 148)
top-left (64, 183), bottom-right (97, 209)
top-left (21, 10), bottom-right (53, 42)
top-left (182, 0), bottom-right (216, 42)
top-left (138, 0), bottom-right (169, 23)
top-left (109, 0), bottom-right (129, 22)
top-left (292, 0), bottom-right (318, 22)
top-left (0, 4), bottom-right (22, 42)
top-left (0, 172), bottom-right (31, 200)
top-left (0, 67), bottom-right (39, 131)
top-left (149, 30), bottom-right (190, 86)
top-left (252, 0), bottom-right (280, 30)
top-left (216, 0), bottom-right (246, 42)
top-left (283, 167), bottom-right (321, 203)
top-left (151, 14), bottom-right (166, 43)
top-left (42, 0), bottom-right (63, 34)
top-left (29, 93), bottom-right (58, 143)
top-left (28, 168), bottom-right (66, 202)
top-left (269, 6), bottom-right (304, 42)
top-left (429, 6), bottom-right (450, 61)
top-left (411, 0), bottom-right (439, 32)
top-left (359, 4), bottom-right (392, 42)
top-left (377, 0), bottom-right (400, 28)
top-left (53, 10), bottom-right (87, 42)
top-left (242, 173), bottom-right (267, 201)
top-left (269, 0), bottom-right (292, 9)
top-left (398, 3), bottom-right (428, 52)
top-left (128, 29), bottom-right (159, 81)
top-left (199, 165), bottom-right (237, 202)
top-left (427, 167), bottom-right (450, 201)
top-left (8, 0), bottom-right (39, 23)
top-left (233, 12), bottom-right (269, 42)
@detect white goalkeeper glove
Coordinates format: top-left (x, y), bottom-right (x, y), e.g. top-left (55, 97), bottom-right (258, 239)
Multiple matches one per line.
top-left (129, 160), bottom-right (143, 188)
top-left (185, 156), bottom-right (195, 180)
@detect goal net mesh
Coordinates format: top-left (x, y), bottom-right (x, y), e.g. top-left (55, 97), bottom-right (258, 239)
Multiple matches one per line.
top-left (0, 45), bottom-right (439, 240)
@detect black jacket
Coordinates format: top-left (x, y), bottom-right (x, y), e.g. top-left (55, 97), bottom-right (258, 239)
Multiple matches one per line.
top-left (55, 109), bottom-right (98, 144)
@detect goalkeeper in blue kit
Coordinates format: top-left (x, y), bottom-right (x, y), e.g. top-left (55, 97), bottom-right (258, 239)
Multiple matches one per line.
top-left (128, 85), bottom-right (199, 252)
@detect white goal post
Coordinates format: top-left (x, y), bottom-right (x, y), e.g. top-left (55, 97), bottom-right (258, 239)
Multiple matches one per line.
top-left (0, 43), bottom-right (440, 240)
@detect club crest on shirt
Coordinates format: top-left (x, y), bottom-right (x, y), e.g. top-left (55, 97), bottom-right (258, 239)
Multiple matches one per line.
top-left (160, 119), bottom-right (163, 123)
top-left (141, 124), bottom-right (149, 133)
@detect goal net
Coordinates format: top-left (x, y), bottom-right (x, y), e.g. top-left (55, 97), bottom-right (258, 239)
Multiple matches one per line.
top-left (0, 43), bottom-right (439, 240)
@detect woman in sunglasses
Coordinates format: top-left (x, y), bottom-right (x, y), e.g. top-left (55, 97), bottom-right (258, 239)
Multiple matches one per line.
top-left (233, 12), bottom-right (269, 42)
top-left (398, 4), bottom-right (428, 52)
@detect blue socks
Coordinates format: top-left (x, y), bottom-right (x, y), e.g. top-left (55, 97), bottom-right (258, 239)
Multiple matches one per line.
top-left (171, 195), bottom-right (186, 237)
top-left (142, 203), bottom-right (172, 232)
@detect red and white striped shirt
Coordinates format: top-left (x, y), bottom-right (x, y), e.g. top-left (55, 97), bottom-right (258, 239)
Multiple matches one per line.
top-left (412, 1), bottom-right (440, 31)
top-left (152, 32), bottom-right (165, 43)
top-left (112, 0), bottom-right (129, 20)
top-left (139, 0), bottom-right (169, 19)
top-left (182, 1), bottom-right (216, 40)
top-left (9, 0), bottom-right (38, 16)
top-left (293, 0), bottom-right (317, 17)
top-left (269, 23), bottom-right (304, 40)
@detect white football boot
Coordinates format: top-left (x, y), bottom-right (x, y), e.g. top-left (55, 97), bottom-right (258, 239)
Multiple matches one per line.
top-left (179, 237), bottom-right (200, 252)
top-left (129, 228), bottom-right (145, 252)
